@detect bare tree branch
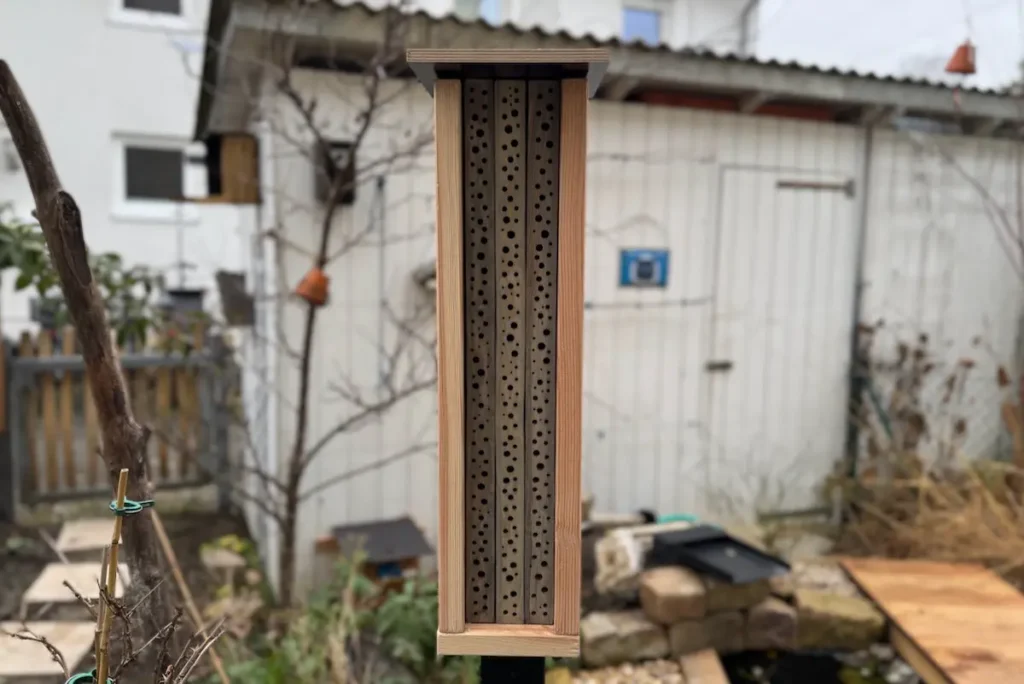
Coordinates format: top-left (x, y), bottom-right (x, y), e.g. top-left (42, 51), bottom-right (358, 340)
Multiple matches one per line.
top-left (300, 441), bottom-right (436, 501)
top-left (1, 627), bottom-right (69, 679)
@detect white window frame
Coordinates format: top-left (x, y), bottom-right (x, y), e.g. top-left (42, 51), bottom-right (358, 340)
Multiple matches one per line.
top-left (108, 0), bottom-right (191, 32)
top-left (622, 0), bottom-right (674, 46)
top-left (111, 135), bottom-right (200, 225)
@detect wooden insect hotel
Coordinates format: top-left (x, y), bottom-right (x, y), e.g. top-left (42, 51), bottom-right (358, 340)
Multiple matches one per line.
top-left (409, 49), bottom-right (609, 657)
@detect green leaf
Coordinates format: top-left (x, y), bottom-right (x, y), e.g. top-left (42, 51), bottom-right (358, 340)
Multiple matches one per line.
top-left (14, 272), bottom-right (32, 291)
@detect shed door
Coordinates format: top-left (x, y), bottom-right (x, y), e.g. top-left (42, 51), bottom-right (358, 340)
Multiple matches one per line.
top-left (705, 168), bottom-right (858, 519)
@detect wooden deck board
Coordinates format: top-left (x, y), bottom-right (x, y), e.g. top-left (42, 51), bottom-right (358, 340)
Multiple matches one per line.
top-left (843, 558), bottom-right (1024, 684)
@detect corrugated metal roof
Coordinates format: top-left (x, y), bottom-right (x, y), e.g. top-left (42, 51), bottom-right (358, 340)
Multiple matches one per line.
top-left (345, 0), bottom-right (1005, 96)
top-left (196, 0), bottom-right (1011, 139)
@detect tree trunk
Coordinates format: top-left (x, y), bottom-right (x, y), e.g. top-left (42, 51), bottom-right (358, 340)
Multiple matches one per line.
top-left (0, 61), bottom-right (180, 667)
top-left (278, 488), bottom-right (299, 607)
top-left (278, 297), bottom-right (319, 606)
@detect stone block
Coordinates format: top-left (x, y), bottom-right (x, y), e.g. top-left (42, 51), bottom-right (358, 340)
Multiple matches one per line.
top-left (617, 610), bottom-right (671, 662)
top-left (746, 596), bottom-right (797, 650)
top-left (668, 611), bottom-right (743, 657)
top-left (703, 610), bottom-right (744, 654)
top-left (639, 566), bottom-right (707, 624)
top-left (796, 589), bottom-right (885, 651)
top-left (581, 610), bottom-right (669, 668)
top-left (704, 577), bottom-right (771, 613)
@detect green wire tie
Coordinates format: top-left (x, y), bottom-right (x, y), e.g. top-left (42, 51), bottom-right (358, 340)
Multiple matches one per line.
top-left (66, 670), bottom-right (113, 684)
top-left (108, 498), bottom-right (155, 516)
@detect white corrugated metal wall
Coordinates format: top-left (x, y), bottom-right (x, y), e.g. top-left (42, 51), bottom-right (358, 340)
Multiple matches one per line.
top-left (860, 129), bottom-right (1024, 466)
top-left (255, 70), bottom-right (1024, 589)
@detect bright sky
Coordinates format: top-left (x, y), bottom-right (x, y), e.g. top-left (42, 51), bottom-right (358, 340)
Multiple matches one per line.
top-left (752, 0), bottom-right (1024, 90)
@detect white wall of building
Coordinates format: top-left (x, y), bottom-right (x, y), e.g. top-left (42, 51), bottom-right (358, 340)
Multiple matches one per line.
top-left (0, 0), bottom-right (251, 336)
top-left (256, 67), bottom-right (1024, 591)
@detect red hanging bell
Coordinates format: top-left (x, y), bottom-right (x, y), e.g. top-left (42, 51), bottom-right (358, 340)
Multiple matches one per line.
top-left (945, 40), bottom-right (976, 75)
top-left (295, 267), bottom-right (329, 307)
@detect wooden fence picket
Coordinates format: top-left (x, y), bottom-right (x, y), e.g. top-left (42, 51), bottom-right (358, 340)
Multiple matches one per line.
top-left (11, 326), bottom-right (213, 498)
top-left (18, 332), bottom-right (37, 493)
top-left (60, 327), bottom-right (76, 490)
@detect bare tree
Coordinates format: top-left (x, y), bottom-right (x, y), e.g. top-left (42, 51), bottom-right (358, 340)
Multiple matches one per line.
top-left (0, 61), bottom-right (182, 669)
top-left (202, 0), bottom-right (438, 605)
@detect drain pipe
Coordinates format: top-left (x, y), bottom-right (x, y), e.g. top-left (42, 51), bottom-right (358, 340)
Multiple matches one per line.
top-left (842, 125), bottom-right (876, 487)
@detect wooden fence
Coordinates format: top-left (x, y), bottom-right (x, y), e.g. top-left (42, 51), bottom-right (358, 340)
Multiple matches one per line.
top-left (3, 326), bottom-right (222, 510)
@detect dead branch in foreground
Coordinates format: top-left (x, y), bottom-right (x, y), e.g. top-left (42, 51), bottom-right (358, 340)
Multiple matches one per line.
top-left (0, 60), bottom-right (178, 672)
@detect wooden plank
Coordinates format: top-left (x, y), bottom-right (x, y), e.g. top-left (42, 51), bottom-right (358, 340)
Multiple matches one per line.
top-left (525, 79), bottom-right (560, 625)
top-left (130, 367), bottom-right (149, 478)
top-left (37, 331), bottom-right (58, 492)
top-left (436, 624), bottom-right (578, 658)
top-left (551, 94), bottom-right (587, 606)
top-left (155, 352), bottom-right (172, 482)
top-left (553, 78), bottom-right (587, 637)
top-left (678, 649), bottom-right (730, 684)
top-left (495, 79), bottom-right (528, 624)
top-left (174, 339), bottom-right (201, 479)
top-left (19, 332), bottom-right (38, 494)
top-left (59, 327), bottom-right (76, 490)
top-left (462, 78), bottom-right (497, 624)
top-left (890, 625), bottom-right (952, 684)
top-left (434, 78), bottom-right (466, 635)
top-left (843, 558), bottom-right (1024, 684)
top-left (84, 369), bottom-right (100, 488)
top-left (407, 48), bottom-right (610, 65)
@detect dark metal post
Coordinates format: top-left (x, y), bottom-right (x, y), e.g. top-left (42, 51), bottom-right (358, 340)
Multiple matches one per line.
top-left (479, 657), bottom-right (546, 683)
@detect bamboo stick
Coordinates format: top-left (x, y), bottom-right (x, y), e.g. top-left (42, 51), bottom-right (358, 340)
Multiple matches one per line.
top-left (96, 468), bottom-right (129, 684)
top-left (151, 510), bottom-right (231, 684)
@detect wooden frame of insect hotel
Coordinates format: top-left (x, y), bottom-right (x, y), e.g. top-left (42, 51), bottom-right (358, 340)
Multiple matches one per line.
top-left (409, 48), bottom-right (609, 658)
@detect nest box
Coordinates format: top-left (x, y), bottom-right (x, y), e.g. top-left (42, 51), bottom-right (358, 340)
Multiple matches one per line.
top-left (409, 48), bottom-right (609, 658)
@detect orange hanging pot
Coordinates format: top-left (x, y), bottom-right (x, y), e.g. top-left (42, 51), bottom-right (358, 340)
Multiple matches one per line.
top-left (945, 40), bottom-right (976, 75)
top-left (295, 267), bottom-right (330, 307)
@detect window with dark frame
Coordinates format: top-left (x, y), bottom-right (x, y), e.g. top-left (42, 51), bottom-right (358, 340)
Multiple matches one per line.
top-left (125, 146), bottom-right (184, 201)
top-left (123, 0), bottom-right (182, 15)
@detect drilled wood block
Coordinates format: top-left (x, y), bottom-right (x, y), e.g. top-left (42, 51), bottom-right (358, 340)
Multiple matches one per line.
top-left (418, 49), bottom-right (605, 657)
top-left (495, 79), bottom-right (528, 623)
top-left (463, 79), bottom-right (497, 624)
top-left (525, 80), bottom-right (560, 625)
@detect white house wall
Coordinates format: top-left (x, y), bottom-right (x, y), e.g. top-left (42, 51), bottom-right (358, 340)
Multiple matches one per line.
top-left (264, 69), bottom-right (1023, 590)
top-left (0, 0), bottom-right (250, 336)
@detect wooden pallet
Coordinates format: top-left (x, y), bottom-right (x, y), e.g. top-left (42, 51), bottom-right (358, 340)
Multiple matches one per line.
top-left (842, 558), bottom-right (1024, 684)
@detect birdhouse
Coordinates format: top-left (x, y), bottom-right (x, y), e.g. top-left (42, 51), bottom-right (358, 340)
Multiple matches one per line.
top-left (945, 40), bottom-right (976, 75)
top-left (408, 48), bottom-right (608, 657)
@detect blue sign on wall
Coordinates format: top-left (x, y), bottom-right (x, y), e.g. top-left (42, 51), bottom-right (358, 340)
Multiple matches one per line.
top-left (619, 248), bottom-right (670, 288)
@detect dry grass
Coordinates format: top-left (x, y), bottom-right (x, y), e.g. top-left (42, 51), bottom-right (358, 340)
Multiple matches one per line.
top-left (836, 458), bottom-right (1024, 587)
